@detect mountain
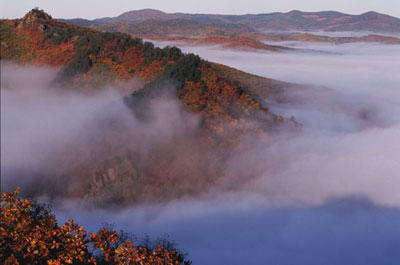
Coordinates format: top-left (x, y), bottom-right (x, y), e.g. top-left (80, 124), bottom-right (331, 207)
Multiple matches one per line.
top-left (243, 10), bottom-right (400, 33)
top-left (109, 8), bottom-right (177, 23)
top-left (95, 18), bottom-right (256, 38)
top-left (63, 9), bottom-right (400, 34)
top-left (178, 36), bottom-right (287, 51)
top-left (1, 9), bottom-right (289, 124)
top-left (60, 9), bottom-right (400, 51)
top-left (1, 9), bottom-right (297, 204)
top-left (327, 11), bottom-right (400, 32)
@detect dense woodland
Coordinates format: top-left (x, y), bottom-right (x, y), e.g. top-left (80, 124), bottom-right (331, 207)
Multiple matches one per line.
top-left (0, 9), bottom-right (283, 123)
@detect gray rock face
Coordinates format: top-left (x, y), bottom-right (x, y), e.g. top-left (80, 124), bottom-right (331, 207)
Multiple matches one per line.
top-left (18, 8), bottom-right (52, 28)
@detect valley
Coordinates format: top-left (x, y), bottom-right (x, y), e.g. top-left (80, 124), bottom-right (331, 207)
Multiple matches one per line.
top-left (1, 5), bottom-right (400, 265)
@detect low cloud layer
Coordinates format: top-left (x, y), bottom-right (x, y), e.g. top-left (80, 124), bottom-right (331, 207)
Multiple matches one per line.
top-left (165, 41), bottom-right (400, 206)
top-left (56, 193), bottom-right (400, 265)
top-left (2, 41), bottom-right (400, 264)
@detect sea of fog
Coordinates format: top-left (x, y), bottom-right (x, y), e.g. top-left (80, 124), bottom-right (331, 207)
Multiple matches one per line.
top-left (2, 41), bottom-right (400, 264)
top-left (59, 42), bottom-right (400, 264)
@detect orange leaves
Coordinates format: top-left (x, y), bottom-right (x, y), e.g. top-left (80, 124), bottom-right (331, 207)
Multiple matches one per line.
top-left (47, 259), bottom-right (62, 265)
top-left (137, 60), bottom-right (165, 81)
top-left (1, 189), bottom-right (190, 264)
top-left (1, 189), bottom-right (91, 264)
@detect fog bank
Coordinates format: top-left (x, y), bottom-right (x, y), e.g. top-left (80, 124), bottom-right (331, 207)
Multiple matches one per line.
top-left (2, 41), bottom-right (400, 264)
top-left (157, 41), bottom-right (400, 206)
top-left (56, 42), bottom-right (400, 264)
top-left (56, 193), bottom-right (400, 265)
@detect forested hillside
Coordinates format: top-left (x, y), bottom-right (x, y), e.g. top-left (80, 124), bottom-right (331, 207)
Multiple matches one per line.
top-left (1, 8), bottom-right (290, 126)
top-left (1, 9), bottom-right (296, 204)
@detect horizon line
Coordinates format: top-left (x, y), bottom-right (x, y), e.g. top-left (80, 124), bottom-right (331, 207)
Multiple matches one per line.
top-left (1, 8), bottom-right (400, 20)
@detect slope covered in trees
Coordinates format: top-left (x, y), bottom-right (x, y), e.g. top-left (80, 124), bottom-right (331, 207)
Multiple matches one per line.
top-left (1, 9), bottom-right (289, 126)
top-left (1, 9), bottom-right (296, 204)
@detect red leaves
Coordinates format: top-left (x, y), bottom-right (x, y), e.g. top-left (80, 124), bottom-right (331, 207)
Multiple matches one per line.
top-left (1, 189), bottom-right (190, 264)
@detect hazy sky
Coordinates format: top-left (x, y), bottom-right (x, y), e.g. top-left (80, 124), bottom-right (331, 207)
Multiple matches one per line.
top-left (1, 0), bottom-right (400, 19)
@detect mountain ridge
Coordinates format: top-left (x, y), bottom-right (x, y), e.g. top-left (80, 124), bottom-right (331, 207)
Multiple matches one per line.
top-left (61, 9), bottom-right (400, 34)
top-left (1, 9), bottom-right (297, 204)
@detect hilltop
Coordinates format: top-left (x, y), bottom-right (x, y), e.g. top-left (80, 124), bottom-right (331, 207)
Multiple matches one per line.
top-left (1, 9), bottom-right (288, 122)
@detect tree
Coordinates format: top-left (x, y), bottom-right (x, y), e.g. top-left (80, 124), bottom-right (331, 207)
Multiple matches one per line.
top-left (0, 189), bottom-right (191, 265)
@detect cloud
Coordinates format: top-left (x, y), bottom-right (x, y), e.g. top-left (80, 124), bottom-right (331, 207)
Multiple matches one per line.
top-left (57, 41), bottom-right (400, 264)
top-left (159, 41), bottom-right (400, 206)
top-left (55, 193), bottom-right (400, 265)
top-left (0, 63), bottom-right (202, 201)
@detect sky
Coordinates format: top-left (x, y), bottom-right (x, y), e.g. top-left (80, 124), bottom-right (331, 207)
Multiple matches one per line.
top-left (1, 0), bottom-right (400, 19)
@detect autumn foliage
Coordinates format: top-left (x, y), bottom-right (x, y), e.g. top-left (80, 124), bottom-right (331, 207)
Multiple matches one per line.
top-left (0, 189), bottom-right (191, 265)
top-left (0, 9), bottom-right (296, 205)
top-left (0, 9), bottom-right (281, 122)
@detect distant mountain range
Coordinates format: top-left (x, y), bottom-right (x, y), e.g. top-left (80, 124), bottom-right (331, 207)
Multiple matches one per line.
top-left (58, 9), bottom-right (400, 51)
top-left (62, 9), bottom-right (400, 34)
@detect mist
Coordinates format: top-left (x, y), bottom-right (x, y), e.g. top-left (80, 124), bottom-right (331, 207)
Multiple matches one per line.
top-left (1, 63), bottom-right (207, 203)
top-left (56, 194), bottom-right (400, 265)
top-left (2, 40), bottom-right (400, 264)
top-left (153, 41), bottom-right (400, 206)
